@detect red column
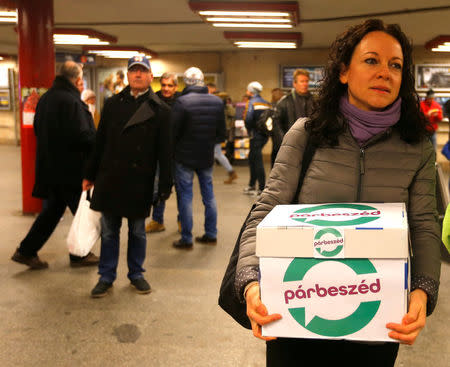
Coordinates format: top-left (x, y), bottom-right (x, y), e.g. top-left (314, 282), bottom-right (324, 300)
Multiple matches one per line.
top-left (17, 0), bottom-right (54, 213)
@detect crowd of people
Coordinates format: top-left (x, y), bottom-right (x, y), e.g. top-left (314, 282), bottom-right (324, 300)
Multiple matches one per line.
top-left (8, 17), bottom-right (447, 367)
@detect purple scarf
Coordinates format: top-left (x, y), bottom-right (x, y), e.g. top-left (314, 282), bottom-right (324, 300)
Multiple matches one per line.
top-left (339, 95), bottom-right (402, 146)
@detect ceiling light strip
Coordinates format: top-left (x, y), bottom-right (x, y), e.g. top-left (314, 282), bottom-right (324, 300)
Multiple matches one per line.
top-left (206, 17), bottom-right (290, 23)
top-left (213, 23), bottom-right (292, 28)
top-left (432, 46), bottom-right (450, 52)
top-left (87, 50), bottom-right (150, 59)
top-left (0, 17), bottom-right (17, 23)
top-left (0, 11), bottom-right (17, 16)
top-left (53, 35), bottom-right (110, 45)
top-left (234, 41), bottom-right (296, 49)
top-left (200, 11), bottom-right (289, 17)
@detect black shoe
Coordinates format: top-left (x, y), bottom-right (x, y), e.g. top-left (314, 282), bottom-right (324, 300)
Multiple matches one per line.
top-left (11, 249), bottom-right (48, 269)
top-left (130, 278), bottom-right (152, 294)
top-left (70, 252), bottom-right (100, 268)
top-left (195, 234), bottom-right (217, 245)
top-left (91, 280), bottom-right (112, 298)
top-left (172, 239), bottom-right (193, 249)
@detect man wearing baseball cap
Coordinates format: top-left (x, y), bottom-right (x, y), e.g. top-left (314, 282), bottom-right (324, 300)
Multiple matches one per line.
top-left (83, 55), bottom-right (172, 297)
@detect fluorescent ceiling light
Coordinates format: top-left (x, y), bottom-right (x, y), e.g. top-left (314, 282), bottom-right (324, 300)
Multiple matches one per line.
top-left (200, 11), bottom-right (289, 17)
top-left (0, 11), bottom-right (16, 16)
top-left (234, 41), bottom-right (296, 49)
top-left (213, 23), bottom-right (292, 28)
top-left (0, 56), bottom-right (3, 60)
top-left (432, 46), bottom-right (450, 52)
top-left (206, 17), bottom-right (290, 23)
top-left (53, 34), bottom-right (110, 45)
top-left (88, 50), bottom-right (151, 59)
top-left (0, 10), bottom-right (17, 23)
top-left (0, 17), bottom-right (17, 23)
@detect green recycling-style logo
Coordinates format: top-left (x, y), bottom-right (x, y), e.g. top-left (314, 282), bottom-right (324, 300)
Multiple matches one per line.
top-left (283, 258), bottom-right (381, 337)
top-left (314, 228), bottom-right (343, 257)
top-left (290, 203), bottom-right (381, 227)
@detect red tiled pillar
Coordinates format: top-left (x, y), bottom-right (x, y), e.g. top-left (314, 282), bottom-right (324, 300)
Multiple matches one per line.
top-left (17, 0), bottom-right (54, 213)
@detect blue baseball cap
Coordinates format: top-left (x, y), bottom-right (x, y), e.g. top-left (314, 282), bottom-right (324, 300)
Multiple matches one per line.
top-left (127, 55), bottom-right (151, 70)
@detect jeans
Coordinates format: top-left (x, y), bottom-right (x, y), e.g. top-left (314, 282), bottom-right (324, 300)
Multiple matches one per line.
top-left (430, 132), bottom-right (437, 148)
top-left (98, 214), bottom-right (147, 283)
top-left (214, 143), bottom-right (233, 173)
top-left (175, 162), bottom-right (217, 243)
top-left (151, 165), bottom-right (165, 223)
top-left (248, 133), bottom-right (268, 191)
top-left (19, 185), bottom-right (80, 258)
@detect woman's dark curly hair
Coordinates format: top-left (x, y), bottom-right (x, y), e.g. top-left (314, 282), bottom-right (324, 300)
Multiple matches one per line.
top-left (306, 19), bottom-right (428, 146)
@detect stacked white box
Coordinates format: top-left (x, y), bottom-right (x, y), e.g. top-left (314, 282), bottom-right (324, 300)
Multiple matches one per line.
top-left (257, 203), bottom-right (409, 342)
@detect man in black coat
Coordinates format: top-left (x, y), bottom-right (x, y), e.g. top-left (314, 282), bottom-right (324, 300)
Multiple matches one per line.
top-left (146, 71), bottom-right (181, 233)
top-left (83, 56), bottom-right (172, 298)
top-left (172, 67), bottom-right (225, 249)
top-left (271, 69), bottom-right (315, 165)
top-left (11, 61), bottom-right (98, 269)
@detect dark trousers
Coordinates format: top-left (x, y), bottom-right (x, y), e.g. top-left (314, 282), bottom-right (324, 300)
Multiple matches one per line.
top-left (248, 134), bottom-right (268, 191)
top-left (19, 185), bottom-right (81, 258)
top-left (98, 214), bottom-right (146, 283)
top-left (266, 338), bottom-right (399, 367)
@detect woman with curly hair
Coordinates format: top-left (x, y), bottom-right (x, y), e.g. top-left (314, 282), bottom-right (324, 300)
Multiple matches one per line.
top-left (234, 19), bottom-right (440, 366)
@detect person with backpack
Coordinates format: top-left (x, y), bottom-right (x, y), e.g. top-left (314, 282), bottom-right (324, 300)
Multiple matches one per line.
top-left (233, 19), bottom-right (441, 366)
top-left (242, 81), bottom-right (272, 196)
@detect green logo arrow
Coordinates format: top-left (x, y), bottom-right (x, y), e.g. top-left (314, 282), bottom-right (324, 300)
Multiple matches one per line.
top-left (288, 301), bottom-right (381, 337)
top-left (283, 258), bottom-right (380, 337)
top-left (291, 203), bottom-right (380, 227)
top-left (314, 228), bottom-right (343, 257)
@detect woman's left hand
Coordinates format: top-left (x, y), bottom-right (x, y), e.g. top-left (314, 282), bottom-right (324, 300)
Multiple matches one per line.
top-left (386, 289), bottom-right (427, 345)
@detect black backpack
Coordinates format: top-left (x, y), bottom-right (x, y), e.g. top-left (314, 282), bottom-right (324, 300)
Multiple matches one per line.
top-left (255, 108), bottom-right (275, 136)
top-left (218, 136), bottom-right (315, 329)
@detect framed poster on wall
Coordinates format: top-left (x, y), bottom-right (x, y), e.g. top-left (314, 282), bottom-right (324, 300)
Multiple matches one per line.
top-left (280, 65), bottom-right (324, 90)
top-left (415, 64), bottom-right (450, 91)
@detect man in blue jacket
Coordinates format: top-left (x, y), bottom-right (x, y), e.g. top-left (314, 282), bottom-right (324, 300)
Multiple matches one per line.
top-left (171, 67), bottom-right (225, 249)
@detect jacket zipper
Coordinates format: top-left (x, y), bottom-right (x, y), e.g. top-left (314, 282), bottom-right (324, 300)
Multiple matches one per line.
top-left (357, 148), bottom-right (365, 201)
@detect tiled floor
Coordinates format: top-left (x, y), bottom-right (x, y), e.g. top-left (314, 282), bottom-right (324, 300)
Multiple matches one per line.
top-left (0, 145), bottom-right (448, 366)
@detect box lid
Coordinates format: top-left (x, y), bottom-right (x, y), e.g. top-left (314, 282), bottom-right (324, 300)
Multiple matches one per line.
top-left (256, 203), bottom-right (408, 259)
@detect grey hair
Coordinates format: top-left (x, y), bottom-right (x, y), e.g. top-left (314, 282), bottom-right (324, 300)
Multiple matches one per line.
top-left (160, 72), bottom-right (178, 85)
top-left (59, 61), bottom-right (82, 82)
top-left (81, 89), bottom-right (95, 101)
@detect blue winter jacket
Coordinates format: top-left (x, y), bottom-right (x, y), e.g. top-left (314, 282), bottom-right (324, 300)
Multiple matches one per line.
top-left (172, 85), bottom-right (225, 169)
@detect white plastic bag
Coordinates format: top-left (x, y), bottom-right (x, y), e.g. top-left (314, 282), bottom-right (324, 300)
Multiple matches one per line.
top-left (67, 189), bottom-right (101, 257)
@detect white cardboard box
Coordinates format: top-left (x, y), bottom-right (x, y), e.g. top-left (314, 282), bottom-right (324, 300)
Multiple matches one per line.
top-left (257, 203), bottom-right (409, 342)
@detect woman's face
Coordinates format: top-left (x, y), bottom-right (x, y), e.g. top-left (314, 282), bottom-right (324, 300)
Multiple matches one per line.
top-left (340, 31), bottom-right (403, 111)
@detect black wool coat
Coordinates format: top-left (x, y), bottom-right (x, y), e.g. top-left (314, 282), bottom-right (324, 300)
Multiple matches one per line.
top-left (85, 86), bottom-right (172, 219)
top-left (32, 76), bottom-right (96, 198)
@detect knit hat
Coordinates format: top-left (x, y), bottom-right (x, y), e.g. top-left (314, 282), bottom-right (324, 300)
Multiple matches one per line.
top-left (247, 81), bottom-right (263, 95)
top-left (183, 67), bottom-right (204, 86)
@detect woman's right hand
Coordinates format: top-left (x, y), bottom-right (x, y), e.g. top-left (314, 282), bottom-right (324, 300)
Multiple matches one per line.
top-left (245, 282), bottom-right (282, 341)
